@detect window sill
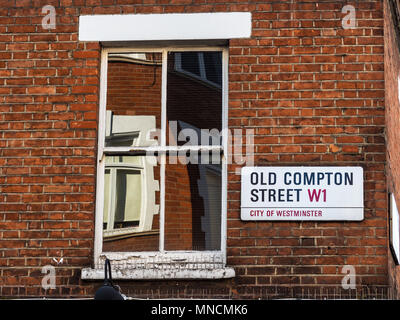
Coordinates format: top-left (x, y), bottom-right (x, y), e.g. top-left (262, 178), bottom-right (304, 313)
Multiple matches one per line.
top-left (83, 252), bottom-right (234, 280)
top-left (81, 266), bottom-right (235, 280)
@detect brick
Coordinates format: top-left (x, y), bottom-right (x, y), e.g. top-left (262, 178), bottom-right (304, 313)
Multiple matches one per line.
top-left (72, 51), bottom-right (99, 59)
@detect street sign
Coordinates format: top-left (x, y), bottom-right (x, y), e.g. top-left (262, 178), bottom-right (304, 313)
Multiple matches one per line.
top-left (241, 166), bottom-right (364, 221)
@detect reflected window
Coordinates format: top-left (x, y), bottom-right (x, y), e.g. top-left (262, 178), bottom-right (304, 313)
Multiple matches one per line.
top-left (174, 52), bottom-right (222, 88)
top-left (102, 155), bottom-right (160, 252)
top-left (103, 157), bottom-right (143, 234)
top-left (167, 51), bottom-right (222, 147)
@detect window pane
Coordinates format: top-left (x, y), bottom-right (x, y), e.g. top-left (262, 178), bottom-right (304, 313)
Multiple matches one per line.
top-left (179, 52), bottom-right (200, 76)
top-left (203, 52), bottom-right (222, 86)
top-left (164, 154), bottom-right (222, 251)
top-left (103, 169), bottom-right (111, 230)
top-left (114, 169), bottom-right (142, 228)
top-left (103, 155), bottom-right (160, 252)
top-left (106, 52), bottom-right (162, 147)
top-left (167, 51), bottom-right (222, 146)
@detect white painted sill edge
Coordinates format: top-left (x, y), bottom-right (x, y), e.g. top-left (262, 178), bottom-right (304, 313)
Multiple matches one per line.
top-left (81, 266), bottom-right (235, 280)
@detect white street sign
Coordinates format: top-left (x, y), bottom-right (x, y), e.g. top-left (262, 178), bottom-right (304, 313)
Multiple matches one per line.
top-left (241, 167), bottom-right (364, 221)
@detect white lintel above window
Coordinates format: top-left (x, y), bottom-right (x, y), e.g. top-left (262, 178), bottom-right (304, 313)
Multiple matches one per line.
top-left (78, 12), bottom-right (251, 42)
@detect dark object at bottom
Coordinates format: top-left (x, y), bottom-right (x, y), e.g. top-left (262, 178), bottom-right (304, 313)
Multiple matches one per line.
top-left (94, 258), bottom-right (124, 300)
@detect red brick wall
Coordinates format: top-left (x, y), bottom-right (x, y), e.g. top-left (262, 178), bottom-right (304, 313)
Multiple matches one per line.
top-left (384, 0), bottom-right (400, 299)
top-left (0, 1), bottom-right (388, 298)
top-left (227, 0), bottom-right (387, 291)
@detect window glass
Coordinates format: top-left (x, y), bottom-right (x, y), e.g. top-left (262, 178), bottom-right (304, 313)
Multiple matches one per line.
top-left (102, 155), bottom-right (160, 252)
top-left (106, 52), bottom-right (162, 147)
top-left (103, 169), bottom-right (111, 229)
top-left (100, 49), bottom-right (224, 257)
top-left (164, 154), bottom-right (222, 251)
top-left (203, 52), bottom-right (222, 86)
top-left (167, 51), bottom-right (222, 146)
top-left (180, 52), bottom-right (201, 76)
top-left (114, 169), bottom-right (142, 228)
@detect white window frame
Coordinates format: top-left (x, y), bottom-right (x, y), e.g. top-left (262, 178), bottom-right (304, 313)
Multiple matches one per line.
top-left (92, 46), bottom-right (229, 276)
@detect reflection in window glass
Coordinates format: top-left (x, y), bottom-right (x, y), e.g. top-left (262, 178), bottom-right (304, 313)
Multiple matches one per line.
top-left (164, 155), bottom-right (222, 251)
top-left (101, 49), bottom-right (225, 255)
top-left (203, 52), bottom-right (222, 86)
top-left (102, 155), bottom-right (160, 252)
top-left (106, 52), bottom-right (162, 147)
top-left (103, 156), bottom-right (143, 232)
top-left (180, 52), bottom-right (201, 76)
top-left (103, 169), bottom-right (111, 230)
top-left (167, 51), bottom-right (222, 146)
top-left (114, 169), bottom-right (142, 229)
